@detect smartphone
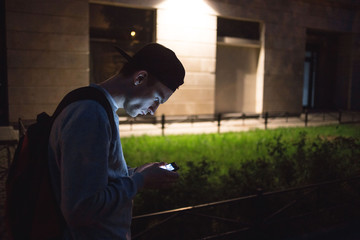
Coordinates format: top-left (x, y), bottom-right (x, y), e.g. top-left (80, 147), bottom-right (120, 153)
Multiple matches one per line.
top-left (160, 162), bottom-right (179, 171)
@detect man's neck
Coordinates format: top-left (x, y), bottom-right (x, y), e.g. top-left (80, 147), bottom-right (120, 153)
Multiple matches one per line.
top-left (98, 74), bottom-right (127, 109)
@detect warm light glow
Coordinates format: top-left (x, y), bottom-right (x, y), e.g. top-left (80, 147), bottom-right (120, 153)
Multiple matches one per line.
top-left (157, 0), bottom-right (216, 16)
top-left (156, 0), bottom-right (217, 42)
top-left (154, 0), bottom-right (218, 116)
top-left (255, 25), bottom-right (265, 113)
top-left (130, 31), bottom-right (136, 37)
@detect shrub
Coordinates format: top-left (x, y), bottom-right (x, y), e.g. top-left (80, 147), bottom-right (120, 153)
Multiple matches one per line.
top-left (122, 125), bottom-right (360, 215)
top-left (127, 125), bottom-right (360, 239)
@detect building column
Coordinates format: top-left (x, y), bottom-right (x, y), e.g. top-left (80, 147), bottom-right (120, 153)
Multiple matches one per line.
top-left (0, 0), bottom-right (9, 126)
top-left (155, 0), bottom-right (218, 115)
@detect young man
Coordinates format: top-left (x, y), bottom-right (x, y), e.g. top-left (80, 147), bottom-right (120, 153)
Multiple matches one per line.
top-left (48, 43), bottom-right (185, 239)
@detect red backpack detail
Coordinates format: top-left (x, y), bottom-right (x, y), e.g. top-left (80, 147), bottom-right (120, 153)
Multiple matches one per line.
top-left (5, 87), bottom-right (115, 240)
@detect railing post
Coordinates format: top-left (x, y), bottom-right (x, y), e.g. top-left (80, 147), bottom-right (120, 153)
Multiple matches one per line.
top-left (254, 188), bottom-right (265, 238)
top-left (161, 114), bottom-right (165, 136)
top-left (190, 115), bottom-right (194, 125)
top-left (242, 113), bottom-right (246, 125)
top-left (338, 110), bottom-right (342, 124)
top-left (264, 112), bottom-right (268, 130)
top-left (217, 113), bottom-right (221, 134)
top-left (352, 111), bottom-right (354, 122)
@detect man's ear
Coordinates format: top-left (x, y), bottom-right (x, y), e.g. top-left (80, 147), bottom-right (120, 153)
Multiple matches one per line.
top-left (133, 70), bottom-right (148, 86)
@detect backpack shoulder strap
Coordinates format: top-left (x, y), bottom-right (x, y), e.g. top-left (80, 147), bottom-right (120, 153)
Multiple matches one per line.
top-left (52, 86), bottom-right (116, 129)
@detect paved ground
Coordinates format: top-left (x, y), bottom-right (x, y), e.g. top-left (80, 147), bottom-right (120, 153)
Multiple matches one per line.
top-left (119, 111), bottom-right (357, 137)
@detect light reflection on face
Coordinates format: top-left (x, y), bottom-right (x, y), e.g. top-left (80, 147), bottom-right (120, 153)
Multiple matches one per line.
top-left (124, 80), bottom-right (173, 118)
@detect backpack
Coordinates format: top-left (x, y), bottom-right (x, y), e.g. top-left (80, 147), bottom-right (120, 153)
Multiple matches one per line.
top-left (5, 86), bottom-right (115, 240)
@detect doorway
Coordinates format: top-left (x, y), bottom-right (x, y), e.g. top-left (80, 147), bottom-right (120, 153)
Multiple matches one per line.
top-left (302, 29), bottom-right (352, 110)
top-left (302, 46), bottom-right (318, 109)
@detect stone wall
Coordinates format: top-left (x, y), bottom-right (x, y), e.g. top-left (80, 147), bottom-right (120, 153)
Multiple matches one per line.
top-left (5, 0), bottom-right (360, 121)
top-left (6, 0), bottom-right (89, 123)
top-left (351, 12), bottom-right (360, 109)
top-left (207, 0), bottom-right (359, 113)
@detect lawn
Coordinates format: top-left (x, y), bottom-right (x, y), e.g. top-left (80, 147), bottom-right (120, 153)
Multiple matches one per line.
top-left (121, 124), bottom-right (360, 213)
top-left (124, 124), bottom-right (360, 239)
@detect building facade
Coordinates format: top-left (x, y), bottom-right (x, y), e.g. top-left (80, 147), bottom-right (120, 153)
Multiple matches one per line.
top-left (2, 0), bottom-right (360, 124)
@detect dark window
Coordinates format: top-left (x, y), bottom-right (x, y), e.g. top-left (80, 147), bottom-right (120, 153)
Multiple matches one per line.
top-left (90, 4), bottom-right (155, 83)
top-left (217, 17), bottom-right (260, 40)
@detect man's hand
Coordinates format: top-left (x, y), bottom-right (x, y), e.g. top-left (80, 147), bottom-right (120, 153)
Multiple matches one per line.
top-left (136, 162), bottom-right (179, 189)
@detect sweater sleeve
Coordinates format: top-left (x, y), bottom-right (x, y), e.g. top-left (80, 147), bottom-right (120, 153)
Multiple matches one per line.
top-left (54, 101), bottom-right (143, 227)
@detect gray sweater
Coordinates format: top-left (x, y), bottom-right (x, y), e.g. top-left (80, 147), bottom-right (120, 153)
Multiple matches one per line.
top-left (48, 84), bottom-right (143, 239)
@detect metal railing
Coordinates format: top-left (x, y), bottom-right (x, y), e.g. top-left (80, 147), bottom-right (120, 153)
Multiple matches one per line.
top-left (131, 176), bottom-right (360, 239)
top-left (0, 130), bottom-right (18, 240)
top-left (13, 110), bottom-right (360, 137)
top-left (118, 109), bottom-right (360, 136)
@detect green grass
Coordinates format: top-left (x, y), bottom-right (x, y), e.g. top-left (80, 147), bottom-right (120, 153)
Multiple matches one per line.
top-left (121, 124), bottom-right (360, 213)
top-left (125, 124), bottom-right (360, 239)
top-left (123, 124), bottom-right (360, 173)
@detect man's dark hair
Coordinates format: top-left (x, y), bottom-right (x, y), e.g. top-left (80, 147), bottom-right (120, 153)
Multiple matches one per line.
top-left (120, 62), bottom-right (140, 77)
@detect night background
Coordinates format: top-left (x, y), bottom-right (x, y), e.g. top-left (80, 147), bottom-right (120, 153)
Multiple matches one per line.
top-left (1, 0), bottom-right (360, 239)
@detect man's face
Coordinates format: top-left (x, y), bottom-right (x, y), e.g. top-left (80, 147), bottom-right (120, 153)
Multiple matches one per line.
top-left (124, 79), bottom-right (174, 117)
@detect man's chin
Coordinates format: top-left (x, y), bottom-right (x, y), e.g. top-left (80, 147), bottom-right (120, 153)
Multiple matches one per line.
top-left (127, 111), bottom-right (141, 118)
top-left (125, 110), bottom-right (136, 118)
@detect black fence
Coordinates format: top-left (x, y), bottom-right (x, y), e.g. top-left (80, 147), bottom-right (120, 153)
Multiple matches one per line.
top-left (119, 109), bottom-right (360, 136)
top-left (0, 137), bottom-right (17, 240)
top-left (13, 109), bottom-right (360, 137)
top-left (131, 176), bottom-right (360, 239)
